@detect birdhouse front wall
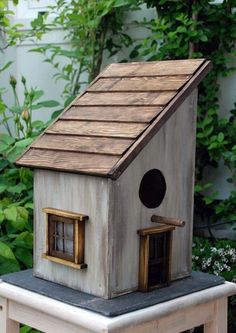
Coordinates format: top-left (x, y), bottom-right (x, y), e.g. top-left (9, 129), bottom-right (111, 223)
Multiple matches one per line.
top-left (108, 90), bottom-right (197, 297)
top-left (33, 170), bottom-right (112, 298)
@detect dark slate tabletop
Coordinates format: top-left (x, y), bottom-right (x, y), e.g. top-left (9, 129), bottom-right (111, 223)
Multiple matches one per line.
top-left (1, 269), bottom-right (224, 317)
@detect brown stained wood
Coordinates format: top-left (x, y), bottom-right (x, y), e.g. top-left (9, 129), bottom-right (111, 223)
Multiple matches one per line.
top-left (32, 134), bottom-right (134, 156)
top-left (74, 220), bottom-right (79, 264)
top-left (137, 225), bottom-right (175, 236)
top-left (88, 76), bottom-right (190, 92)
top-left (138, 228), bottom-right (174, 292)
top-left (167, 231), bottom-right (173, 285)
top-left (110, 60), bottom-right (212, 179)
top-left (45, 212), bottom-right (49, 255)
top-left (138, 235), bottom-right (149, 291)
top-left (151, 215), bottom-right (186, 227)
top-left (101, 59), bottom-right (205, 77)
top-left (77, 92), bottom-right (176, 106)
top-left (62, 106), bottom-right (163, 123)
top-left (46, 120), bottom-right (147, 139)
top-left (17, 148), bottom-right (120, 175)
top-left (16, 59), bottom-right (211, 178)
top-left (42, 254), bottom-right (87, 269)
top-left (43, 208), bottom-right (88, 222)
top-left (77, 221), bottom-right (85, 264)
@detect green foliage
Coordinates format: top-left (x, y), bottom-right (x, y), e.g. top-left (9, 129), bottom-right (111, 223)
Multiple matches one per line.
top-left (1, 73), bottom-right (60, 140)
top-left (0, 63), bottom-right (59, 275)
top-left (132, 0), bottom-right (236, 227)
top-left (192, 237), bottom-right (236, 333)
top-left (29, 0), bottom-right (139, 100)
top-left (0, 0), bottom-right (25, 51)
top-left (20, 325), bottom-right (42, 333)
top-left (192, 237), bottom-right (236, 280)
top-left (0, 156), bottom-right (34, 273)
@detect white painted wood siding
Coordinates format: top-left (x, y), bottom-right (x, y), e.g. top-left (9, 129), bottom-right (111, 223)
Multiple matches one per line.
top-left (34, 170), bottom-right (111, 298)
top-left (108, 90), bottom-right (198, 297)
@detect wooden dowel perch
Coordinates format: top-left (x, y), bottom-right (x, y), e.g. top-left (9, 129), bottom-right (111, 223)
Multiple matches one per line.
top-left (151, 215), bottom-right (185, 227)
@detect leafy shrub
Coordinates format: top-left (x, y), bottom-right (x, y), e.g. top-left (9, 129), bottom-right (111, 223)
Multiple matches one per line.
top-left (192, 237), bottom-right (236, 333)
top-left (192, 237), bottom-right (236, 280)
top-left (0, 69), bottom-right (60, 275)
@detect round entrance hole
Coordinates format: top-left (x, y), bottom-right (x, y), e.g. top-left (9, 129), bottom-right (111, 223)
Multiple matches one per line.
top-left (139, 169), bottom-right (166, 208)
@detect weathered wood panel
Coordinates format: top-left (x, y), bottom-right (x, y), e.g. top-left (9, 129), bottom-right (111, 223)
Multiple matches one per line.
top-left (47, 120), bottom-right (147, 138)
top-left (101, 59), bottom-right (205, 77)
top-left (77, 92), bottom-right (176, 106)
top-left (108, 90), bottom-right (197, 297)
top-left (34, 170), bottom-right (112, 298)
top-left (32, 135), bottom-right (134, 155)
top-left (62, 106), bottom-right (163, 123)
top-left (18, 149), bottom-right (119, 175)
top-left (88, 76), bottom-right (190, 92)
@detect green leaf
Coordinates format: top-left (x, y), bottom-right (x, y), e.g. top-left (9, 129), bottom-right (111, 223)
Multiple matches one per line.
top-left (0, 143), bottom-right (10, 153)
top-left (15, 248), bottom-right (33, 268)
top-left (0, 241), bottom-right (20, 274)
top-left (31, 120), bottom-right (45, 129)
top-left (32, 90), bottom-right (44, 101)
top-left (194, 184), bottom-right (203, 192)
top-left (8, 206), bottom-right (29, 231)
top-left (36, 100), bottom-right (60, 108)
top-left (217, 132), bottom-right (224, 143)
top-left (25, 203), bottom-right (34, 209)
top-left (199, 35), bottom-right (208, 42)
top-left (0, 210), bottom-right (5, 223)
top-left (0, 184), bottom-right (7, 193)
top-left (0, 61), bottom-right (13, 73)
top-left (4, 206), bottom-right (17, 222)
top-left (13, 231), bottom-right (33, 249)
top-left (15, 138), bottom-right (34, 148)
top-left (8, 183), bottom-right (27, 194)
top-left (0, 133), bottom-right (15, 145)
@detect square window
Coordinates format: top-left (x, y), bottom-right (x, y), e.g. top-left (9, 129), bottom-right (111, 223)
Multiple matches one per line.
top-left (43, 208), bottom-right (88, 269)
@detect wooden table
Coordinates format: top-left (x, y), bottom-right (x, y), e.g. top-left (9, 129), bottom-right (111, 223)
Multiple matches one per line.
top-left (0, 280), bottom-right (235, 333)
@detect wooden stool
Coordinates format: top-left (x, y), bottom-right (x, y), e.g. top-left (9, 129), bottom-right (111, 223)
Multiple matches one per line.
top-left (0, 280), bottom-right (235, 333)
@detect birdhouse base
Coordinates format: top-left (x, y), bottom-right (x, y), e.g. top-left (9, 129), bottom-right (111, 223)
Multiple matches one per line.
top-left (1, 270), bottom-right (225, 317)
top-left (0, 276), bottom-right (236, 333)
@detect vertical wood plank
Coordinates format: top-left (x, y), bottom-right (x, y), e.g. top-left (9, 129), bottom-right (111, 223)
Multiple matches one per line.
top-left (204, 298), bottom-right (227, 333)
top-left (77, 221), bottom-right (85, 264)
top-left (166, 231), bottom-right (173, 285)
top-left (45, 212), bottom-right (49, 255)
top-left (74, 220), bottom-right (79, 264)
top-left (0, 297), bottom-right (19, 333)
top-left (138, 235), bottom-right (149, 291)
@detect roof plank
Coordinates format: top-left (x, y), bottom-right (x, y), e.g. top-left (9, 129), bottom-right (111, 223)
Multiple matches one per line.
top-left (46, 120), bottom-right (147, 139)
top-left (109, 60), bottom-right (212, 178)
top-left (77, 91), bottom-right (176, 106)
top-left (16, 59), bottom-right (212, 178)
top-left (17, 149), bottom-right (120, 175)
top-left (101, 59), bottom-right (205, 77)
top-left (62, 106), bottom-right (163, 123)
top-left (88, 76), bottom-right (190, 92)
top-left (32, 134), bottom-right (134, 155)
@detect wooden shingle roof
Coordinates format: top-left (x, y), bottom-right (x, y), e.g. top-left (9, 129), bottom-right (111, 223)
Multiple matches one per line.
top-left (16, 59), bottom-right (211, 179)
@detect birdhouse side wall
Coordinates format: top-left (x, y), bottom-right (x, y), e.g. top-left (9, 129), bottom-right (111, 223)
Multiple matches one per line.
top-left (108, 90), bottom-right (198, 297)
top-left (33, 170), bottom-right (111, 298)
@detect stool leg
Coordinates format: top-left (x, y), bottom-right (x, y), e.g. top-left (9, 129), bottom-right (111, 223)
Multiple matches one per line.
top-left (0, 297), bottom-right (19, 333)
top-left (204, 297), bottom-right (227, 333)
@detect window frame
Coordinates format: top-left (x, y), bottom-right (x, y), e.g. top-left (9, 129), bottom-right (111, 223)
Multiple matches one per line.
top-left (137, 225), bottom-right (175, 291)
top-left (42, 208), bottom-right (88, 269)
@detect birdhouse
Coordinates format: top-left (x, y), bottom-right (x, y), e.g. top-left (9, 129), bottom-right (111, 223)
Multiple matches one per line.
top-left (16, 59), bottom-right (211, 299)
